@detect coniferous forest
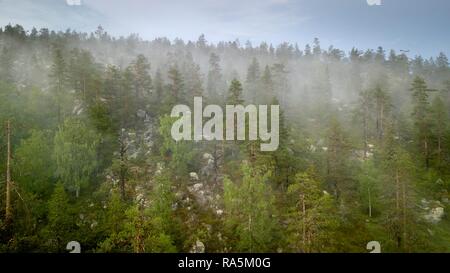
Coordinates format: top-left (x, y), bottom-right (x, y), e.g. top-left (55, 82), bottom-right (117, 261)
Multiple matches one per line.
top-left (0, 23), bottom-right (450, 253)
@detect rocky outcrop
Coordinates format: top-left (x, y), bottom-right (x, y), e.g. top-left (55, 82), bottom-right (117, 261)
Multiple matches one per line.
top-left (421, 199), bottom-right (445, 224)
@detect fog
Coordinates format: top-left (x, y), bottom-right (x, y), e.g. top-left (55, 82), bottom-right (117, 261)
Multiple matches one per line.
top-left (1, 22), bottom-right (450, 253)
top-left (2, 25), bottom-right (448, 124)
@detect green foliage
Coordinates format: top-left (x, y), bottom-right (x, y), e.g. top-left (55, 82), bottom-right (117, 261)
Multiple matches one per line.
top-left (286, 171), bottom-right (339, 252)
top-left (158, 115), bottom-right (195, 177)
top-left (1, 24), bottom-right (450, 253)
top-left (122, 204), bottom-right (176, 253)
top-left (97, 191), bottom-right (127, 252)
top-left (410, 76), bottom-right (432, 167)
top-left (46, 182), bottom-right (74, 251)
top-left (14, 130), bottom-right (54, 196)
top-left (223, 163), bottom-right (279, 252)
top-left (227, 79), bottom-right (244, 105)
top-left (144, 172), bottom-right (178, 253)
top-left (357, 160), bottom-right (382, 218)
top-left (53, 118), bottom-right (99, 197)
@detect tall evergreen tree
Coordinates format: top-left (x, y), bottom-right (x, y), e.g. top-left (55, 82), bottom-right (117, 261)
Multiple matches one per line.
top-left (227, 79), bottom-right (244, 105)
top-left (206, 53), bottom-right (224, 102)
top-left (245, 58), bottom-right (261, 103)
top-left (410, 77), bottom-right (432, 168)
top-left (49, 47), bottom-right (68, 123)
top-left (286, 171), bottom-right (338, 252)
top-left (47, 183), bottom-right (73, 251)
top-left (223, 163), bottom-right (279, 252)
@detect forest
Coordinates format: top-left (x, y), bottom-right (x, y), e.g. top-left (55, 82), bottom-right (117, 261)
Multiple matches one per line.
top-left (0, 23), bottom-right (449, 253)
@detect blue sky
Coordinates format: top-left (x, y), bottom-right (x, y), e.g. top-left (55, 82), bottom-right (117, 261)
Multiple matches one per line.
top-left (0, 0), bottom-right (449, 57)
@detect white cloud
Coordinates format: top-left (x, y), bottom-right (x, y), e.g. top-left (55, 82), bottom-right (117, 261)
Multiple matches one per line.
top-left (66, 0), bottom-right (82, 6)
top-left (366, 0), bottom-right (382, 6)
top-left (269, 0), bottom-right (290, 4)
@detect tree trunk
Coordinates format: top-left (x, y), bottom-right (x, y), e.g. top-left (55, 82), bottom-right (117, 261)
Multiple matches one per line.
top-left (402, 179), bottom-right (407, 252)
top-left (119, 133), bottom-right (127, 200)
top-left (58, 79), bottom-right (62, 124)
top-left (395, 169), bottom-right (401, 249)
top-left (134, 206), bottom-right (145, 253)
top-left (120, 144), bottom-right (126, 200)
top-left (83, 78), bottom-right (86, 102)
top-left (437, 126), bottom-right (442, 169)
top-left (5, 120), bottom-right (12, 224)
top-left (213, 142), bottom-right (219, 184)
top-left (395, 169), bottom-right (400, 211)
top-left (368, 186), bottom-right (372, 218)
top-left (379, 103), bottom-right (384, 140)
top-left (301, 194), bottom-right (306, 252)
top-left (363, 111), bottom-right (368, 159)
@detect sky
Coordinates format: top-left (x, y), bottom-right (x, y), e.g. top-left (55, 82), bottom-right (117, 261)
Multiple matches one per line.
top-left (0, 0), bottom-right (449, 58)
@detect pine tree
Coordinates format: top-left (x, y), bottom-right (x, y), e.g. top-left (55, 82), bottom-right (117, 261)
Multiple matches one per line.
top-left (130, 54), bottom-right (152, 107)
top-left (144, 171), bottom-right (177, 252)
top-left (286, 171), bottom-right (338, 252)
top-left (436, 52), bottom-right (449, 75)
top-left (430, 96), bottom-right (448, 170)
top-left (104, 66), bottom-right (131, 129)
top-left (312, 38), bottom-right (321, 57)
top-left (123, 204), bottom-right (146, 253)
top-left (381, 131), bottom-right (422, 252)
top-left (245, 58), bottom-right (261, 103)
top-left (227, 79), bottom-right (244, 105)
top-left (410, 77), bottom-right (432, 168)
top-left (158, 115), bottom-right (194, 178)
top-left (223, 163), bottom-right (279, 252)
top-left (97, 191), bottom-right (127, 252)
top-left (260, 65), bottom-right (274, 103)
top-left (153, 68), bottom-right (164, 101)
top-left (206, 53), bottom-right (224, 102)
top-left (49, 47), bottom-right (68, 123)
top-left (196, 34), bottom-right (207, 49)
top-left (304, 44), bottom-right (312, 57)
top-left (67, 49), bottom-right (99, 105)
top-left (373, 85), bottom-right (390, 141)
top-left (47, 182), bottom-right (73, 251)
top-left (269, 97), bottom-right (294, 190)
top-left (375, 46), bottom-right (386, 63)
top-left (356, 90), bottom-right (373, 158)
top-left (121, 67), bottom-right (139, 128)
top-left (182, 53), bottom-right (203, 99)
top-left (119, 171), bottom-right (177, 253)
top-left (271, 63), bottom-right (289, 106)
top-left (326, 118), bottom-right (352, 200)
top-left (167, 64), bottom-right (184, 103)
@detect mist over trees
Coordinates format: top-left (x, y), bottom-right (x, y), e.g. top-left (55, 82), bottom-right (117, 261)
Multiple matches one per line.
top-left (0, 23), bottom-right (450, 252)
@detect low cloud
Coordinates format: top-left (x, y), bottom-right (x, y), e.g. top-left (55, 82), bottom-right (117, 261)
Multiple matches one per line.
top-left (66, 0), bottom-right (82, 6)
top-left (366, 0), bottom-right (382, 6)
